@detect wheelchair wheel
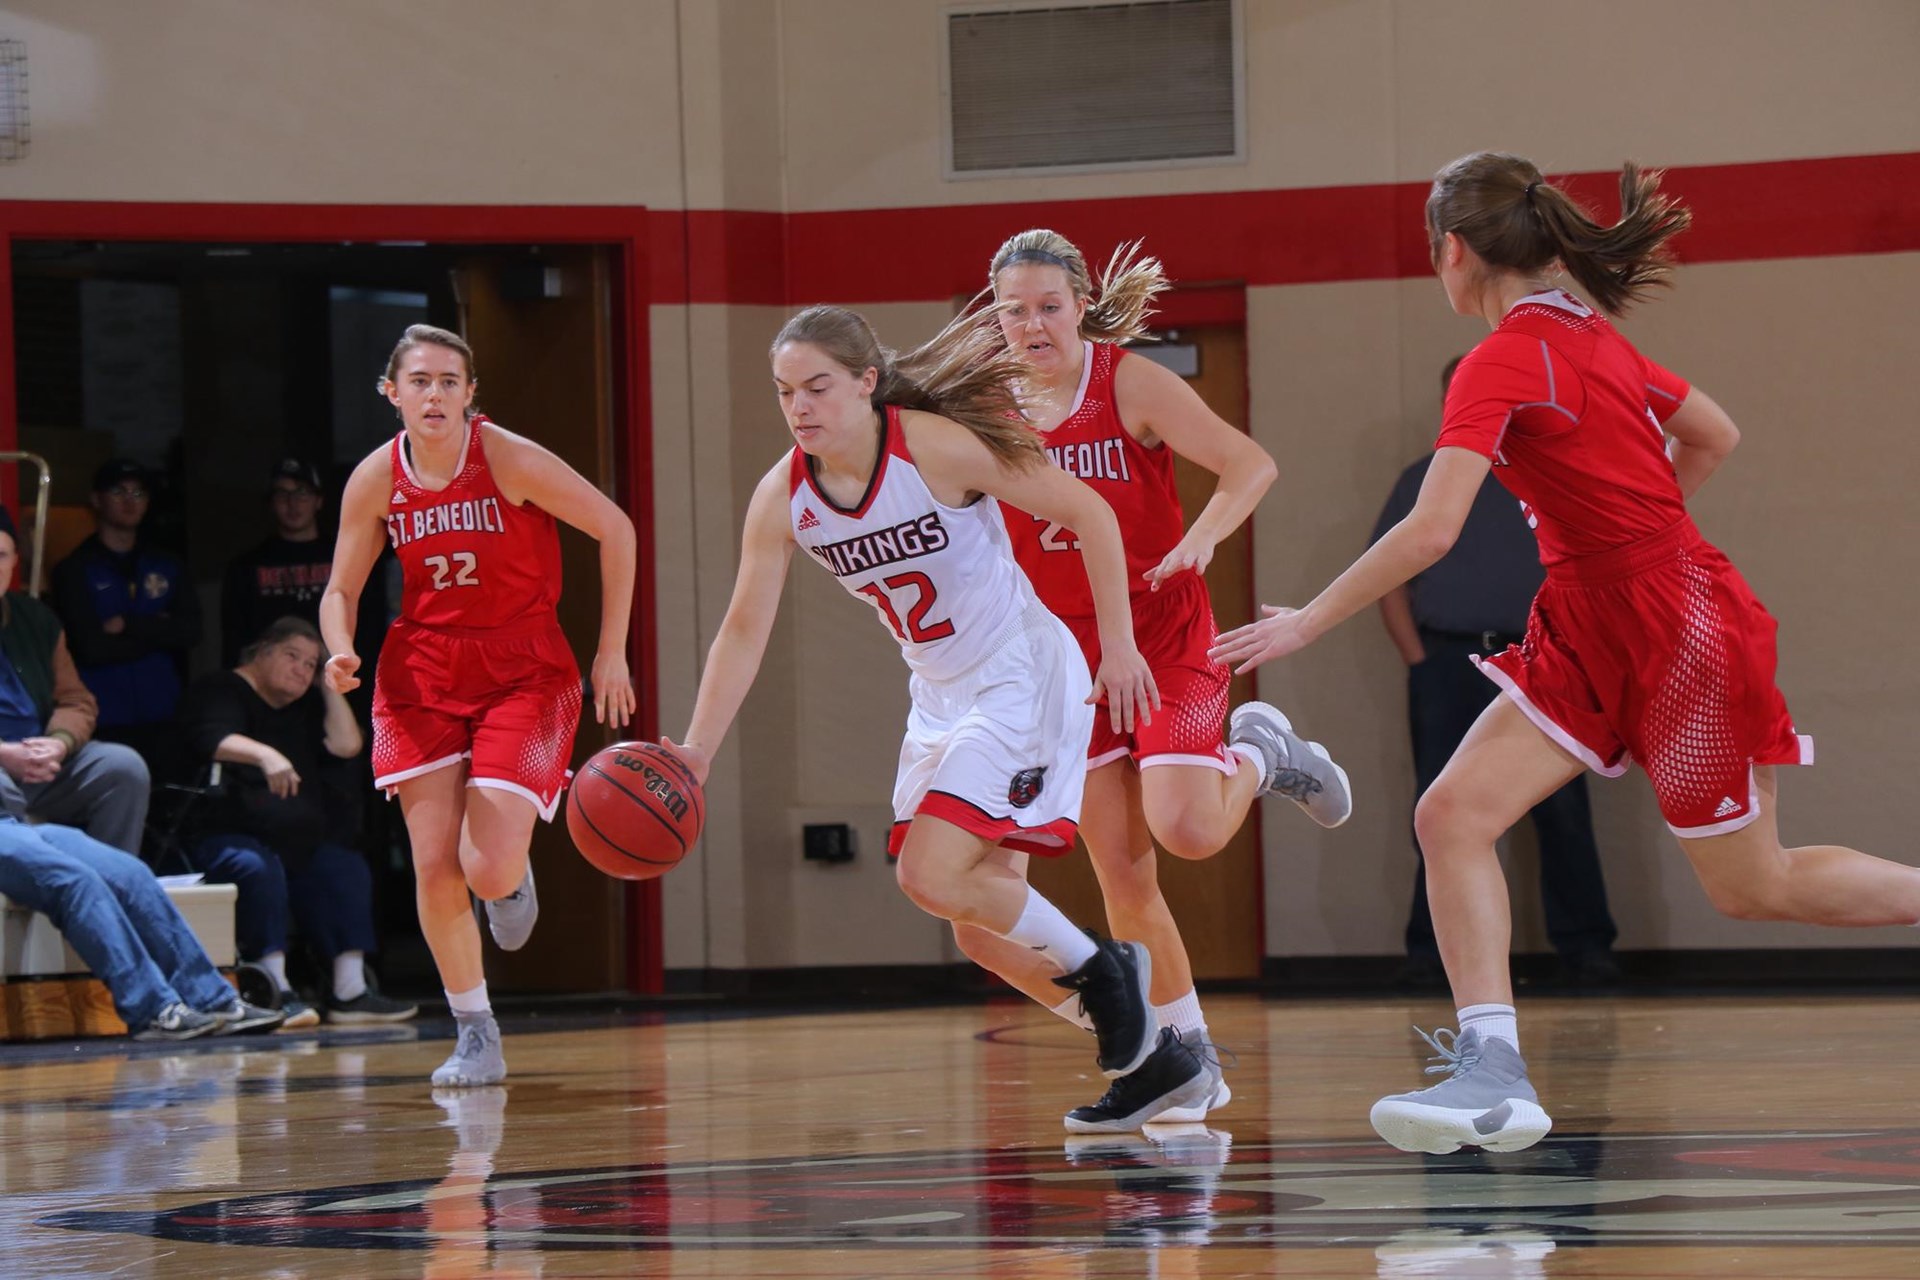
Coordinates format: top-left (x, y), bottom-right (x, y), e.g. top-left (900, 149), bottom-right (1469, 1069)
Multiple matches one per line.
top-left (233, 961), bottom-right (282, 1011)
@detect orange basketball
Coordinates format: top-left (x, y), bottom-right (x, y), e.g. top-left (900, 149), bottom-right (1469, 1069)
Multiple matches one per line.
top-left (566, 741), bottom-right (705, 881)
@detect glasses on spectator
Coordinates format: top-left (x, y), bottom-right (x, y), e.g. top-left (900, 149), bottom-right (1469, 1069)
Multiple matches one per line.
top-left (104, 484), bottom-right (148, 501)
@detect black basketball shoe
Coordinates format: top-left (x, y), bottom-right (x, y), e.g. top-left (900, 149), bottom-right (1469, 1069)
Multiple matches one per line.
top-left (1051, 934), bottom-right (1155, 1078)
top-left (1063, 1027), bottom-right (1213, 1133)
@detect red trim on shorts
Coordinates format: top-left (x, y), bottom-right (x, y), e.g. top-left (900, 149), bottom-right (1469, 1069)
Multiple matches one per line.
top-left (886, 791), bottom-right (1079, 858)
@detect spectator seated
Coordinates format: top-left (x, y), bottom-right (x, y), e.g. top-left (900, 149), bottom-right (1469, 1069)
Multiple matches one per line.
top-left (179, 618), bottom-right (416, 1027)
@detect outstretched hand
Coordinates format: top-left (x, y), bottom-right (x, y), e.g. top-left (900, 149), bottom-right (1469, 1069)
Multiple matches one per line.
top-left (1208, 604), bottom-right (1315, 675)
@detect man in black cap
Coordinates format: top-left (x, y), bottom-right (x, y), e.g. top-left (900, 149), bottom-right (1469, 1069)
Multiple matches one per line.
top-left (51, 459), bottom-right (202, 775)
top-left (221, 459), bottom-right (336, 667)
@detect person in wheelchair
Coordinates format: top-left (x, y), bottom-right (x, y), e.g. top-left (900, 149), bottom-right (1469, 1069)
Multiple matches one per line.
top-left (0, 505), bottom-right (152, 853)
top-left (178, 617), bottom-right (416, 1027)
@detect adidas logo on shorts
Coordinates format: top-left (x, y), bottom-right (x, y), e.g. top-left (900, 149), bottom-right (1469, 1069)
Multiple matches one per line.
top-left (797, 506), bottom-right (821, 532)
top-left (1713, 796), bottom-right (1742, 819)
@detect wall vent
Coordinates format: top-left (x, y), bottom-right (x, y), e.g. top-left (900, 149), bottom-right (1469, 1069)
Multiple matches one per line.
top-left (0, 40), bottom-right (27, 162)
top-left (944, 1), bottom-right (1240, 179)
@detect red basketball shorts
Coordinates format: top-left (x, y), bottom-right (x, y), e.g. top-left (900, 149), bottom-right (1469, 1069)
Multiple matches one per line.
top-left (1477, 518), bottom-right (1811, 838)
top-left (372, 619), bottom-right (584, 821)
top-left (1063, 572), bottom-right (1233, 774)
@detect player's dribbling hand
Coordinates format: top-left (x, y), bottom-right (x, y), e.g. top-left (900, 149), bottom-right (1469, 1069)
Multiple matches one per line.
top-left (324, 653), bottom-right (361, 694)
top-left (1208, 604), bottom-right (1314, 674)
top-left (657, 736), bottom-right (710, 787)
top-left (1089, 644), bottom-right (1160, 735)
top-left (1143, 536), bottom-right (1212, 592)
top-left (590, 651), bottom-right (635, 729)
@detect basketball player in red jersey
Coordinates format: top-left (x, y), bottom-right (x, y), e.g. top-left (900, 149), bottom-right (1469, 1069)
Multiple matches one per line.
top-left (663, 305), bottom-right (1215, 1120)
top-left (1214, 153), bottom-right (1920, 1155)
top-left (951, 231), bottom-right (1352, 1131)
top-left (320, 325), bottom-right (636, 1088)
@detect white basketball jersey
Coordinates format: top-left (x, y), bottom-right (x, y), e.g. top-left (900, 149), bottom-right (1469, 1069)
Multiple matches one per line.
top-left (788, 406), bottom-right (1038, 682)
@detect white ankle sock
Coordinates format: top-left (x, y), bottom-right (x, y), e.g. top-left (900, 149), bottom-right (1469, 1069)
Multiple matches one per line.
top-left (1227, 742), bottom-right (1264, 776)
top-left (1154, 989), bottom-right (1207, 1040)
top-left (334, 952), bottom-right (368, 1002)
top-left (1049, 996), bottom-right (1095, 1031)
top-left (1457, 1002), bottom-right (1518, 1051)
top-left (446, 982), bottom-right (492, 1018)
top-left (998, 887), bottom-right (1098, 972)
top-left (260, 951), bottom-right (290, 992)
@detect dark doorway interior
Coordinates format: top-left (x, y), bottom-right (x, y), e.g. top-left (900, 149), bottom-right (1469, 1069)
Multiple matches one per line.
top-left (9, 239), bottom-right (617, 1000)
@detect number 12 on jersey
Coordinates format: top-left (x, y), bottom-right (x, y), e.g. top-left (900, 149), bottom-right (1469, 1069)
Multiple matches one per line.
top-left (424, 551), bottom-right (480, 590)
top-left (856, 572), bottom-right (955, 644)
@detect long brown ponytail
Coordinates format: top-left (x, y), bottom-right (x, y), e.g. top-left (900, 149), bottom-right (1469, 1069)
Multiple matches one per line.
top-left (989, 229), bottom-right (1169, 345)
top-left (1425, 152), bottom-right (1693, 315)
top-left (770, 305), bottom-right (1043, 471)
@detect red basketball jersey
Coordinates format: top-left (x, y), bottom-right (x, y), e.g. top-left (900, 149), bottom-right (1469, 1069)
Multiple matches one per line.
top-left (1436, 290), bottom-right (1693, 566)
top-left (1005, 342), bottom-right (1186, 618)
top-left (383, 415), bottom-right (564, 631)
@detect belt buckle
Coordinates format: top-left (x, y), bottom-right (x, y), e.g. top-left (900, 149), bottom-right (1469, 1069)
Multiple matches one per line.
top-left (1480, 630), bottom-right (1502, 652)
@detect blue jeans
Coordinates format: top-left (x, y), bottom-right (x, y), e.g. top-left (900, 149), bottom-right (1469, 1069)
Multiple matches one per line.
top-left (0, 817), bottom-right (233, 1029)
top-left (187, 835), bottom-right (377, 963)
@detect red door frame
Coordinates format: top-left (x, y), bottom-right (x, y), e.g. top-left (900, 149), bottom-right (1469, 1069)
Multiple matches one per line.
top-left (0, 200), bottom-right (663, 993)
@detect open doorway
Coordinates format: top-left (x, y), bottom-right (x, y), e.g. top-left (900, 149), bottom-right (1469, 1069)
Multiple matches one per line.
top-left (8, 232), bottom-right (651, 997)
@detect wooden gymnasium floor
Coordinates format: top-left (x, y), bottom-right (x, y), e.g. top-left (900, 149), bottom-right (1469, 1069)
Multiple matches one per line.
top-left (3, 993), bottom-right (1919, 1277)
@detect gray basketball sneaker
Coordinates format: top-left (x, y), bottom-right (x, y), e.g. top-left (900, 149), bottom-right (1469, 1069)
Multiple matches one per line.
top-left (431, 1013), bottom-right (508, 1087)
top-left (1369, 1026), bottom-right (1552, 1154)
top-left (1228, 702), bottom-right (1352, 828)
top-left (485, 863), bottom-right (538, 951)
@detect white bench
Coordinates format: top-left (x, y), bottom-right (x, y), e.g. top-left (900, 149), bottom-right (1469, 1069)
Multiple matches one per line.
top-left (0, 882), bottom-right (238, 1038)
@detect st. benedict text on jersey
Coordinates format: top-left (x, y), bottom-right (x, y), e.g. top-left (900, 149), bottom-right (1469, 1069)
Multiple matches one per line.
top-left (805, 512), bottom-right (950, 578)
top-left (383, 496), bottom-right (509, 549)
top-left (1047, 438), bottom-right (1132, 483)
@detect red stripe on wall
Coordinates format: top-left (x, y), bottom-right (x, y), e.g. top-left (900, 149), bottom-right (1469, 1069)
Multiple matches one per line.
top-left (640, 151), bottom-right (1920, 307)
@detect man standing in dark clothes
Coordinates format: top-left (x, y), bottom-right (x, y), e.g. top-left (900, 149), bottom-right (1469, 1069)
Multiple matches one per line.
top-left (51, 460), bottom-right (201, 775)
top-left (221, 459), bottom-right (335, 668)
top-left (1372, 357), bottom-right (1621, 988)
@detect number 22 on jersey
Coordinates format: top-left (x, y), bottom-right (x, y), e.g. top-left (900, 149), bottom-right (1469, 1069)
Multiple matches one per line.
top-left (1033, 516), bottom-right (1080, 552)
top-left (423, 551), bottom-right (480, 590)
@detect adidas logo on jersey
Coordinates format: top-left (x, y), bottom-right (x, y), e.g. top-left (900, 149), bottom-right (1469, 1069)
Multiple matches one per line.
top-left (797, 506), bottom-right (821, 532)
top-left (1713, 796), bottom-right (1742, 819)
top-left (392, 490), bottom-right (409, 506)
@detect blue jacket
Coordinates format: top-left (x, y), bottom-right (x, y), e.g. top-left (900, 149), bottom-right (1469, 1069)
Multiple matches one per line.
top-left (51, 534), bottom-right (201, 727)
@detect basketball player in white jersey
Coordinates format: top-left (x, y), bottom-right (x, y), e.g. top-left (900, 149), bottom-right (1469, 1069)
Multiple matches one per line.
top-left (665, 305), bottom-right (1212, 1117)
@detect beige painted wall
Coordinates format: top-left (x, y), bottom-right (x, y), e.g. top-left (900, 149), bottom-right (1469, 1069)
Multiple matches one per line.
top-left (779, 0), bottom-right (1920, 209)
top-left (0, 0), bottom-right (689, 205)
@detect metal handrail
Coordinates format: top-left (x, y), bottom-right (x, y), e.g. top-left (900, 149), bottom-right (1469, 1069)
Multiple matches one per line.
top-left (0, 451), bottom-right (51, 597)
